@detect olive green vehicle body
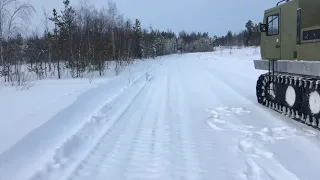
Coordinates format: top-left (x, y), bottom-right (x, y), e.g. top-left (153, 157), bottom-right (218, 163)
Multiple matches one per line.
top-left (254, 0), bottom-right (320, 131)
top-left (260, 0), bottom-right (320, 61)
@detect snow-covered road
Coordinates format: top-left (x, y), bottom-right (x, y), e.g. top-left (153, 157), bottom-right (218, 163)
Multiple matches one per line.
top-left (1, 48), bottom-right (320, 180)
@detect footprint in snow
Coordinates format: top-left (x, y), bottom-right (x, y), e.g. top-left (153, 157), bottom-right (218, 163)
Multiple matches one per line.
top-left (205, 108), bottom-right (313, 180)
top-left (206, 107), bottom-right (251, 131)
top-left (206, 120), bottom-right (224, 131)
top-left (240, 159), bottom-right (262, 180)
top-left (238, 134), bottom-right (274, 159)
top-left (236, 125), bottom-right (317, 179)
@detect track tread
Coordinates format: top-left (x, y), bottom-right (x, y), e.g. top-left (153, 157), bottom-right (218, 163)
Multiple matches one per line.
top-left (256, 73), bottom-right (320, 130)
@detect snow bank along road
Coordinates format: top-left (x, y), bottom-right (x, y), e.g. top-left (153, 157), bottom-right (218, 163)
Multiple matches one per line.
top-left (1, 48), bottom-right (320, 180)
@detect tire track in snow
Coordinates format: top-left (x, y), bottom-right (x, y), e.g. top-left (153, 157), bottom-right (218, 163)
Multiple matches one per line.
top-left (29, 59), bottom-right (206, 180)
top-left (121, 73), bottom-right (172, 180)
top-left (65, 67), bottom-right (172, 180)
top-left (67, 65), bottom-right (200, 180)
top-left (28, 72), bottom-right (153, 180)
top-left (166, 66), bottom-right (204, 179)
top-left (67, 78), bottom-right (158, 180)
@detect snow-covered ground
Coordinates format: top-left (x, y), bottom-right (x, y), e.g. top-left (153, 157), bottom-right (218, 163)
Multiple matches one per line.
top-left (1, 47), bottom-right (320, 180)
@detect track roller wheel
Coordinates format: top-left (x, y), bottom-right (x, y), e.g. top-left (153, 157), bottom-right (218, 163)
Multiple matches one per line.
top-left (303, 79), bottom-right (320, 128)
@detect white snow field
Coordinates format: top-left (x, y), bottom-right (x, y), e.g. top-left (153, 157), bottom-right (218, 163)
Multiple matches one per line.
top-left (1, 47), bottom-right (320, 180)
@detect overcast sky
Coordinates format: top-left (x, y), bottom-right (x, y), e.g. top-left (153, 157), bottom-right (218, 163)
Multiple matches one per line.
top-left (27, 0), bottom-right (277, 36)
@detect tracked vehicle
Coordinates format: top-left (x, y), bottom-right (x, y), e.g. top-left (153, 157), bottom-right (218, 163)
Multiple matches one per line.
top-left (254, 0), bottom-right (320, 129)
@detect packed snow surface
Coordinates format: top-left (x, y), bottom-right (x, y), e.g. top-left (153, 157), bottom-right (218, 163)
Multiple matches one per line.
top-left (1, 47), bottom-right (320, 180)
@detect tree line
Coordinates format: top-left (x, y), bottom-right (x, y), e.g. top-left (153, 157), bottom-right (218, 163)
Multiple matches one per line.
top-left (214, 20), bottom-right (261, 47)
top-left (0, 0), bottom-right (261, 85)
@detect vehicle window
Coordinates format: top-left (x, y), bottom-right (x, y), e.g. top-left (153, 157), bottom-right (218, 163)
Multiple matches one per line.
top-left (267, 14), bottom-right (279, 36)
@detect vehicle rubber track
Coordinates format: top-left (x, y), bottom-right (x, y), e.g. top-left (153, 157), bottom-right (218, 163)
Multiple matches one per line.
top-left (256, 72), bottom-right (320, 130)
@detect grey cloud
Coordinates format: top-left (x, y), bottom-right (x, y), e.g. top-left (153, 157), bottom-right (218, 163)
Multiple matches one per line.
top-left (28, 0), bottom-right (277, 36)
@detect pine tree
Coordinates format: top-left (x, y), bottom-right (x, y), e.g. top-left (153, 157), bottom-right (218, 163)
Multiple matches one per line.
top-left (245, 20), bottom-right (254, 46)
top-left (49, 8), bottom-right (62, 79)
top-left (133, 19), bottom-right (143, 59)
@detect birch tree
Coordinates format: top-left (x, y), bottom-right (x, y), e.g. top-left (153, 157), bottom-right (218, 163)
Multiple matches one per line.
top-left (0, 0), bottom-right (35, 81)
